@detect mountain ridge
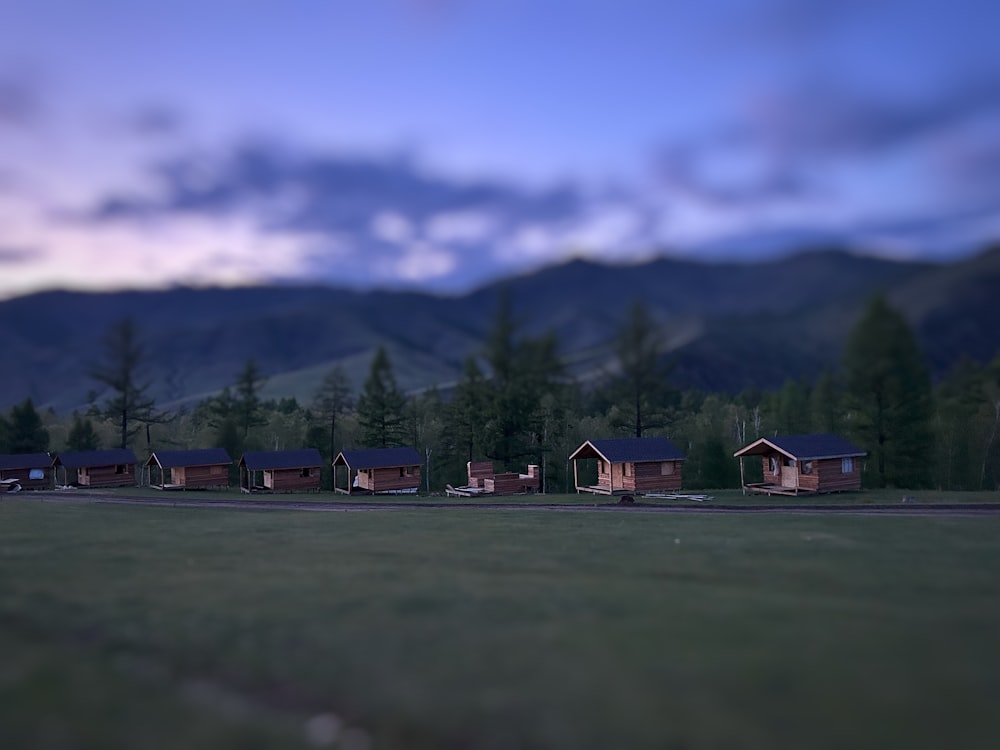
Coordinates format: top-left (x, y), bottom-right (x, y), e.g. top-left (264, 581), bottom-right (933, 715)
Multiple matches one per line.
top-left (1, 247), bottom-right (995, 413)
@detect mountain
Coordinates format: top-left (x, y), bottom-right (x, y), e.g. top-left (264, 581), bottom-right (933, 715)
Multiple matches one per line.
top-left (1, 247), bottom-right (997, 413)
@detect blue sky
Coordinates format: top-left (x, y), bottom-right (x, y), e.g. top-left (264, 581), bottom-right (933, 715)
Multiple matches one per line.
top-left (0, 0), bottom-right (998, 297)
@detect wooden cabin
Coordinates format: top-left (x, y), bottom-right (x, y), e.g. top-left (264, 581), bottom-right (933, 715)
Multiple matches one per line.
top-left (733, 433), bottom-right (866, 495)
top-left (0, 453), bottom-right (53, 491)
top-left (333, 447), bottom-right (422, 495)
top-left (448, 460), bottom-right (540, 496)
top-left (239, 449), bottom-right (323, 493)
top-left (54, 449), bottom-right (138, 488)
top-left (569, 437), bottom-right (686, 495)
top-left (145, 448), bottom-right (232, 490)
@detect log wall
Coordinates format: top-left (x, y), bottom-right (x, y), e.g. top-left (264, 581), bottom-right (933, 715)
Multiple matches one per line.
top-left (483, 472), bottom-right (539, 495)
top-left (358, 465), bottom-right (421, 493)
top-left (79, 464), bottom-right (136, 488)
top-left (622, 461), bottom-right (683, 493)
top-left (179, 464), bottom-right (230, 489)
top-left (814, 457), bottom-right (861, 492)
top-left (265, 467), bottom-right (321, 492)
top-left (0, 468), bottom-right (52, 490)
top-left (757, 453), bottom-right (860, 493)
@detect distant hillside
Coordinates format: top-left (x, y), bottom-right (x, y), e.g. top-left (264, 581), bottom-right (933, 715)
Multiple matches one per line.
top-left (1, 247), bottom-right (997, 413)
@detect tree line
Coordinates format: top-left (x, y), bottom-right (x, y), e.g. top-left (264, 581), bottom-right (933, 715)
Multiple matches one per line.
top-left (2, 293), bottom-right (998, 492)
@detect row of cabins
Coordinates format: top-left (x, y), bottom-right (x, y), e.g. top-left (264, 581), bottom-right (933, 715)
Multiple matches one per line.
top-left (0, 433), bottom-right (866, 496)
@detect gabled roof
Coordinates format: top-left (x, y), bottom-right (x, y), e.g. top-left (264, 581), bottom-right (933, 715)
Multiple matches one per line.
top-left (569, 437), bottom-right (686, 463)
top-left (334, 447), bottom-right (422, 469)
top-left (239, 449), bottom-right (323, 470)
top-left (55, 449), bottom-right (138, 469)
top-left (145, 448), bottom-right (232, 469)
top-left (0, 452), bottom-right (52, 471)
top-left (733, 433), bottom-right (866, 460)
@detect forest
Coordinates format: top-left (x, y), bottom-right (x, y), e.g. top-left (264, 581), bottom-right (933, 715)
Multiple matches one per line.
top-left (2, 293), bottom-right (999, 493)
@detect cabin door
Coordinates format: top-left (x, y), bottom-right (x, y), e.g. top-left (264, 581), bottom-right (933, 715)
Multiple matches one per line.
top-left (780, 459), bottom-right (797, 489)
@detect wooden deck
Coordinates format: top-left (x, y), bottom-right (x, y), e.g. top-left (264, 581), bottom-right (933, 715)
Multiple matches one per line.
top-left (743, 482), bottom-right (817, 496)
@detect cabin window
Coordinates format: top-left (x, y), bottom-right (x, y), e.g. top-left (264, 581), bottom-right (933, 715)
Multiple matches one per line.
top-left (29, 469), bottom-right (44, 480)
top-left (783, 457), bottom-right (796, 468)
top-left (624, 462), bottom-right (632, 477)
top-left (598, 459), bottom-right (606, 473)
top-left (801, 461), bottom-right (813, 475)
top-left (769, 457), bottom-right (779, 475)
top-left (841, 457), bottom-right (854, 473)
top-left (661, 461), bottom-right (674, 476)
top-left (400, 467), bottom-right (406, 478)
top-left (301, 467), bottom-right (311, 478)
top-left (115, 464), bottom-right (125, 474)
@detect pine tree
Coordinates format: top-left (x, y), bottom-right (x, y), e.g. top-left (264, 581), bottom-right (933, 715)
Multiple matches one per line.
top-left (356, 347), bottom-right (407, 448)
top-left (608, 301), bottom-right (673, 437)
top-left (90, 318), bottom-right (166, 449)
top-left (233, 360), bottom-right (267, 442)
top-left (66, 412), bottom-right (100, 451)
top-left (6, 399), bottom-right (50, 453)
top-left (481, 293), bottom-right (564, 469)
top-left (449, 356), bottom-right (489, 463)
top-left (312, 365), bottom-right (353, 489)
top-left (843, 295), bottom-right (934, 488)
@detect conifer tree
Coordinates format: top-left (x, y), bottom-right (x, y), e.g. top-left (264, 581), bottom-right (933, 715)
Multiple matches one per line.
top-left (356, 347), bottom-right (407, 448)
top-left (6, 399), bottom-right (50, 453)
top-left (843, 295), bottom-right (934, 487)
top-left (66, 412), bottom-right (100, 451)
top-left (312, 365), bottom-right (353, 488)
top-left (609, 301), bottom-right (673, 437)
top-left (90, 318), bottom-right (165, 449)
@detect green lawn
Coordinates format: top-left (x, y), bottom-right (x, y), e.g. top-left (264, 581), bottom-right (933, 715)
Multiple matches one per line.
top-left (2, 500), bottom-right (999, 749)
top-left (45, 485), bottom-right (1000, 505)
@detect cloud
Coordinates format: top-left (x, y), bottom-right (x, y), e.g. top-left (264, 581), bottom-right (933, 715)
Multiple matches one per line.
top-left (0, 246), bottom-right (39, 265)
top-left (83, 140), bottom-right (587, 289)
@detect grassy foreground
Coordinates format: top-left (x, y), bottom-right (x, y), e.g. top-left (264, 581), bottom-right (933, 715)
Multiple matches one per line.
top-left (1, 500), bottom-right (999, 749)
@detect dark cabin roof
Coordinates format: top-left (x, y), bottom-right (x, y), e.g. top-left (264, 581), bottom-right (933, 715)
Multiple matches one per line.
top-left (334, 447), bottom-right (422, 469)
top-left (0, 453), bottom-right (52, 471)
top-left (733, 433), bottom-right (866, 460)
top-left (55, 449), bottom-right (138, 469)
top-left (145, 448), bottom-right (232, 469)
top-left (569, 437), bottom-right (686, 463)
top-left (239, 449), bottom-right (323, 470)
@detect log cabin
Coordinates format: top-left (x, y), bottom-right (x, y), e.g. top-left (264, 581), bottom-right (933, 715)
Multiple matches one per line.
top-left (569, 437), bottom-right (686, 495)
top-left (239, 449), bottom-right (323, 493)
top-left (733, 433), bottom-right (866, 495)
top-left (145, 448), bottom-right (232, 490)
top-left (54, 449), bottom-right (138, 488)
top-left (333, 447), bottom-right (422, 494)
top-left (0, 453), bottom-right (54, 491)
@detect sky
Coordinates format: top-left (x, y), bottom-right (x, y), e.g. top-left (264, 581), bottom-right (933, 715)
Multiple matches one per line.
top-left (1, 0), bottom-right (999, 298)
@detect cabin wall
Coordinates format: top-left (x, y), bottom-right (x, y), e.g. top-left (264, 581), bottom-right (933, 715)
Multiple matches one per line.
top-left (359, 465), bottom-right (420, 492)
top-left (815, 457), bottom-right (861, 492)
top-left (761, 454), bottom-right (782, 483)
top-left (80, 464), bottom-right (135, 488)
top-left (266, 466), bottom-right (321, 492)
top-left (630, 461), bottom-right (683, 492)
top-left (755, 452), bottom-right (860, 492)
top-left (484, 471), bottom-right (539, 495)
top-left (467, 461), bottom-right (493, 488)
top-left (182, 464), bottom-right (229, 488)
top-left (0, 467), bottom-right (52, 490)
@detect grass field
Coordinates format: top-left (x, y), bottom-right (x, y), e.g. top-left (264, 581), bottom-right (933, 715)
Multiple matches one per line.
top-left (43, 485), bottom-right (1000, 505)
top-left (2, 499), bottom-right (999, 749)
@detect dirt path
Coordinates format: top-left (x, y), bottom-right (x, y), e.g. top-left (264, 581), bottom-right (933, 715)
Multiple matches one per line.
top-left (16, 492), bottom-right (1000, 516)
